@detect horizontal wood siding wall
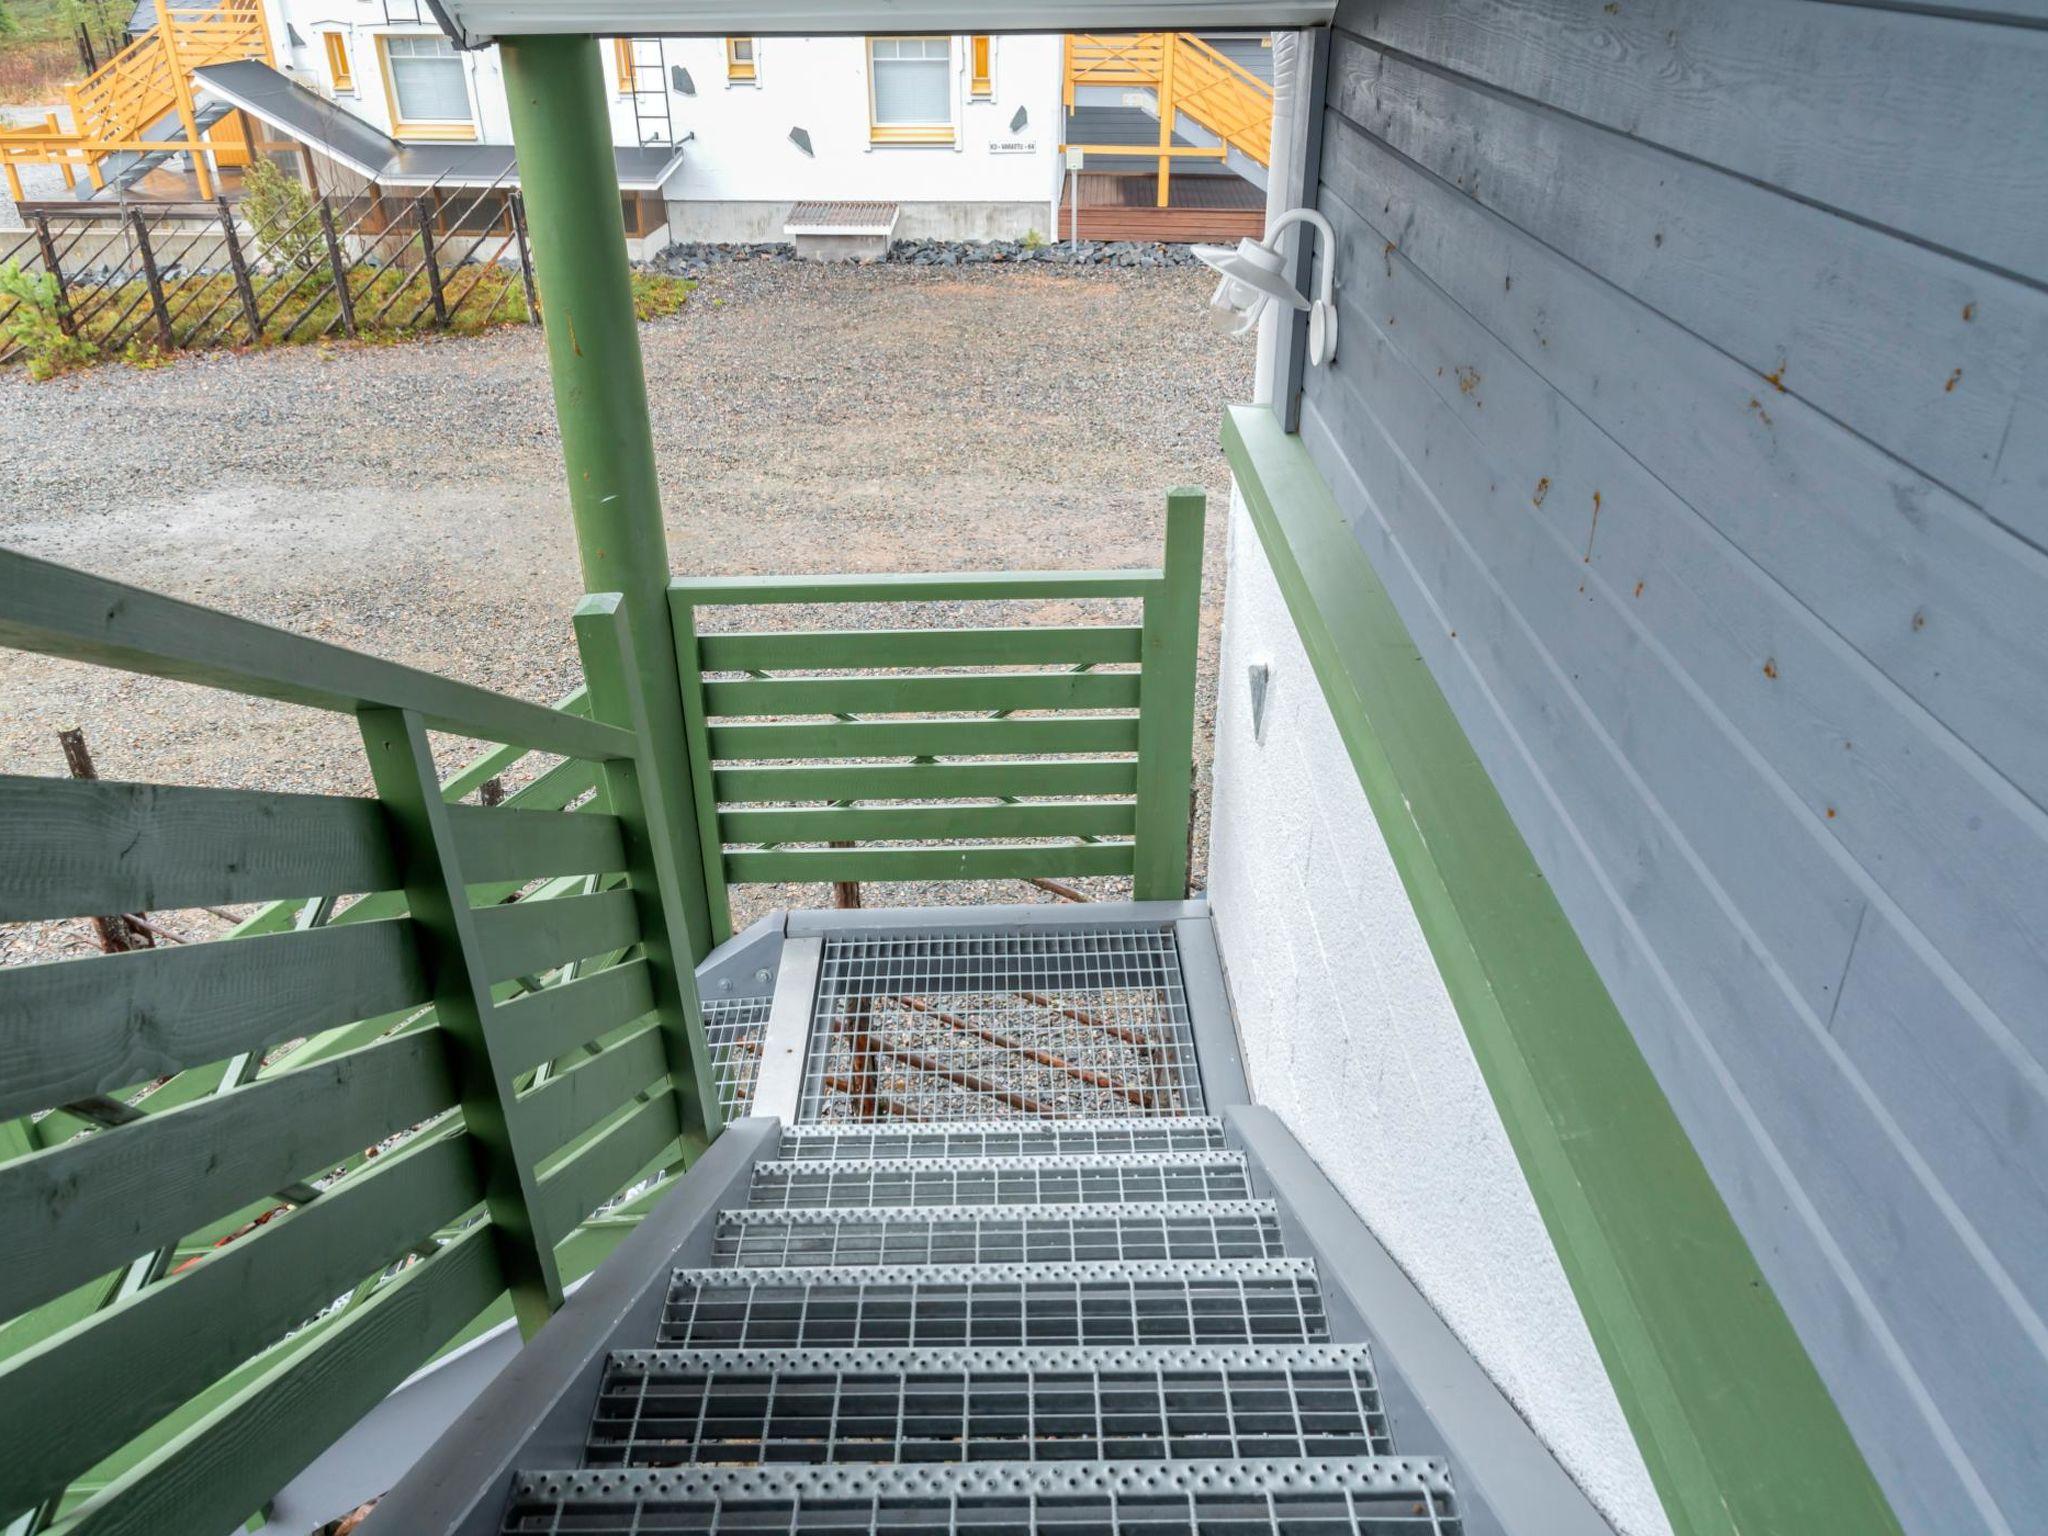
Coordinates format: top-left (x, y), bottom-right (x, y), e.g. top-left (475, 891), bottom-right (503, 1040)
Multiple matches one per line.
top-left (1302, 3), bottom-right (2048, 1533)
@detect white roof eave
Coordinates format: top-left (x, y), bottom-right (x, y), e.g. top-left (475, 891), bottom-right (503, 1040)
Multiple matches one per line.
top-left (428, 0), bottom-right (1329, 47)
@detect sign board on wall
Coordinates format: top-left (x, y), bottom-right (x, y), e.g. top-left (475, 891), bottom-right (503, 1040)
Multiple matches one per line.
top-left (987, 139), bottom-right (1038, 154)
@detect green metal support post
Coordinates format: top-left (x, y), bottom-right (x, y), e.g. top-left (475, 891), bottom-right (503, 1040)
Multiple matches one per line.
top-left (499, 36), bottom-right (723, 1142)
top-left (499, 34), bottom-right (717, 967)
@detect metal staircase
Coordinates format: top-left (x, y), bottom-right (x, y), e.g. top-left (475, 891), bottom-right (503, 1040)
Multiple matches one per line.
top-left (391, 912), bottom-right (1471, 1535)
top-left (1062, 32), bottom-right (1275, 203)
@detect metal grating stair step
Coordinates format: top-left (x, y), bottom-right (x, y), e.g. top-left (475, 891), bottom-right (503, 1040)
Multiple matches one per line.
top-left (714, 1200), bottom-right (1289, 1267)
top-left (501, 1459), bottom-right (1462, 1533)
top-left (585, 1344), bottom-right (1393, 1467)
top-left (746, 1151), bottom-right (1253, 1209)
top-left (660, 1260), bottom-right (1332, 1350)
top-left (775, 1117), bottom-right (1229, 1160)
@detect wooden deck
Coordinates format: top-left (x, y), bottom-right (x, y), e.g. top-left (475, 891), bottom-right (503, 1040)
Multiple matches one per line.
top-left (1056, 171), bottom-right (1265, 242)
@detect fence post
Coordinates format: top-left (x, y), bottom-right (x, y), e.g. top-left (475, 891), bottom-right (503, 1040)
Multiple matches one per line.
top-left (31, 215), bottom-right (72, 336)
top-left (318, 198), bottom-right (356, 339)
top-left (509, 191), bottom-right (540, 322)
top-left (129, 210), bottom-right (174, 351)
top-left (356, 706), bottom-right (563, 1339)
top-left (416, 199), bottom-right (449, 326)
top-left (573, 594), bottom-right (724, 1147)
top-left (1132, 488), bottom-right (1206, 900)
top-left (216, 195), bottom-right (261, 343)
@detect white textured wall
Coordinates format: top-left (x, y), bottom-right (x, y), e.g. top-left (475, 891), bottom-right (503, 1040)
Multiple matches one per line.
top-left (1209, 487), bottom-right (1673, 1536)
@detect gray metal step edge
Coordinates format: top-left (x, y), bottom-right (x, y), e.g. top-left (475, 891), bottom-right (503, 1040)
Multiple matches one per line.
top-left (717, 1198), bottom-right (1280, 1228)
top-left (507, 1455), bottom-right (1457, 1503)
top-left (750, 1150), bottom-right (1249, 1176)
top-left (671, 1257), bottom-right (1319, 1287)
top-left (605, 1342), bottom-right (1375, 1374)
top-left (779, 1116), bottom-right (1225, 1139)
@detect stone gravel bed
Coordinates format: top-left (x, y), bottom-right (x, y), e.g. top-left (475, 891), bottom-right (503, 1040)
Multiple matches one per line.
top-left (0, 256), bottom-right (1253, 967)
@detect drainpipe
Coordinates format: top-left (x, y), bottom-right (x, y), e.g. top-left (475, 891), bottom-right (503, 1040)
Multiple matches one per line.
top-left (496, 36), bottom-right (722, 1073)
top-left (1252, 29), bottom-right (1298, 407)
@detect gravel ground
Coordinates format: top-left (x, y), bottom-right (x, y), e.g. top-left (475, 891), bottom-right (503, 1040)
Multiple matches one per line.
top-left (1, 258), bottom-right (1254, 965)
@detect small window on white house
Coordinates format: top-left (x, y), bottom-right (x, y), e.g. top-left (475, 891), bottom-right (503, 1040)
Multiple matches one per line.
top-left (380, 34), bottom-right (473, 136)
top-left (726, 37), bottom-right (756, 82)
top-left (324, 32), bottom-right (354, 93)
top-left (868, 36), bottom-right (953, 144)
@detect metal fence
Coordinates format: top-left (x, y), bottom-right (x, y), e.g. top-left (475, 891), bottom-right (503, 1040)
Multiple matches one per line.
top-left (0, 177), bottom-right (537, 366)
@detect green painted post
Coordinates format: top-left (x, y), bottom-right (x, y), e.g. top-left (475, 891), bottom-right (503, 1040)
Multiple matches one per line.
top-left (357, 707), bottom-right (560, 1339)
top-left (1133, 489), bottom-right (1206, 899)
top-left (573, 594), bottom-right (723, 1145)
top-left (499, 34), bottom-right (717, 966)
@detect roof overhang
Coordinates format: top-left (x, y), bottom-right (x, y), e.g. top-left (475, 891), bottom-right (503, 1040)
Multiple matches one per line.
top-left (425, 0), bottom-right (1330, 47)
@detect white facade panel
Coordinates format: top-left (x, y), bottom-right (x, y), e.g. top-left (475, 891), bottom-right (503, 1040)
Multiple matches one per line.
top-left (1208, 485), bottom-right (1673, 1536)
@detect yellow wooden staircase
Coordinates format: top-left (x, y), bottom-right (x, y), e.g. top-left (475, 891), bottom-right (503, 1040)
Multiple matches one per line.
top-left (0, 0), bottom-right (270, 204)
top-left (1062, 32), bottom-right (1275, 207)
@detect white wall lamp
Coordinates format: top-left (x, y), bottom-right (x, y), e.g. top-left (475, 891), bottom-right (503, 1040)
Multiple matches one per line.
top-left (1192, 207), bottom-right (1339, 366)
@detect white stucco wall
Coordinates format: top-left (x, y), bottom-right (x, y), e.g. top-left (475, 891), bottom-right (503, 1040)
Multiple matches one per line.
top-left (1208, 485), bottom-right (1674, 1536)
top-left (267, 11), bottom-right (1061, 234)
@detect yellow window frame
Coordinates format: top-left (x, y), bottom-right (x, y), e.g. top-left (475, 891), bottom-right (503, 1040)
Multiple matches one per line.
top-left (613, 38), bottom-right (636, 93)
top-left (867, 35), bottom-right (955, 146)
top-left (376, 33), bottom-right (478, 142)
top-left (323, 31), bottom-right (354, 93)
top-left (725, 37), bottom-right (757, 82)
top-left (969, 35), bottom-right (992, 98)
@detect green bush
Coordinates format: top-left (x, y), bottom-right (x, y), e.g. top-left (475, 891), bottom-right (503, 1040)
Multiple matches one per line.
top-left (242, 158), bottom-right (325, 275)
top-left (0, 259), bottom-right (98, 380)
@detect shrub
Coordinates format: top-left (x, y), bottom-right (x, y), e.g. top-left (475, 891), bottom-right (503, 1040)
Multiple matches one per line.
top-left (242, 158), bottom-right (325, 275)
top-left (0, 259), bottom-right (98, 380)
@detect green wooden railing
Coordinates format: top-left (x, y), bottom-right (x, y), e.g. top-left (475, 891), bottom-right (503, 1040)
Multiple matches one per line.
top-left (0, 554), bottom-right (718, 1535)
top-left (671, 490), bottom-right (1207, 943)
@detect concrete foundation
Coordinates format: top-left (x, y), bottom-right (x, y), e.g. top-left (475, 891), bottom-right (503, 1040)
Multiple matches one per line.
top-left (663, 199), bottom-right (1049, 245)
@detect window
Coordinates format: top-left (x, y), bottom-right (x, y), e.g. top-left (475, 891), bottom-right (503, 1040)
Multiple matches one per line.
top-left (725, 37), bottom-right (756, 82)
top-left (323, 32), bottom-right (355, 92)
top-left (613, 38), bottom-right (635, 92)
top-left (379, 34), bottom-right (473, 137)
top-left (969, 35), bottom-right (992, 98)
top-left (868, 36), bottom-right (953, 144)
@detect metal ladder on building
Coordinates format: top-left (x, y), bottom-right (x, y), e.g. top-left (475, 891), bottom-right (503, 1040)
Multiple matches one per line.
top-left (489, 918), bottom-right (1469, 1534)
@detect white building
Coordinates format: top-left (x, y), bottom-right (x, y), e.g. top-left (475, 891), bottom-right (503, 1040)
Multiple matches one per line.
top-left (255, 5), bottom-right (1069, 247)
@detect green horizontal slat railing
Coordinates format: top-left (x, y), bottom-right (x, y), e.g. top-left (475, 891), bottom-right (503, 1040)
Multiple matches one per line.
top-left (718, 802), bottom-right (1139, 844)
top-left (709, 759), bottom-right (1142, 803)
top-left (702, 669), bottom-right (1142, 716)
top-left (0, 1031), bottom-right (457, 1321)
top-left (0, 777), bottom-right (398, 922)
top-left (0, 553), bottom-right (723, 1535)
top-left (704, 716), bottom-right (1144, 760)
top-left (0, 1130), bottom-right (482, 1516)
top-left (698, 625), bottom-right (1145, 671)
top-left (494, 958), bottom-right (658, 1080)
top-left (670, 492), bottom-right (1205, 940)
top-left (0, 919), bottom-right (430, 1121)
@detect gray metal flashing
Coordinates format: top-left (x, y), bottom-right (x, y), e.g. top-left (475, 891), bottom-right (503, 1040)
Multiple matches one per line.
top-left (695, 908), bottom-right (786, 999)
top-left (1175, 913), bottom-right (1251, 1107)
top-left (752, 935), bottom-right (821, 1121)
top-left (506, 1456), bottom-right (1455, 1501)
top-left (357, 1117), bottom-right (779, 1536)
top-left (605, 1341), bottom-right (1378, 1373)
top-left (1227, 1104), bottom-right (1617, 1536)
top-left (783, 898), bottom-right (1207, 937)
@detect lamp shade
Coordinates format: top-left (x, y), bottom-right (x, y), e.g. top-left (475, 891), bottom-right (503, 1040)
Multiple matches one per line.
top-left (1191, 237), bottom-right (1311, 312)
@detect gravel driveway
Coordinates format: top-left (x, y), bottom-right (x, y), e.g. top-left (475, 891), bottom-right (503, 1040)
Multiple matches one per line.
top-left (0, 258), bottom-right (1253, 963)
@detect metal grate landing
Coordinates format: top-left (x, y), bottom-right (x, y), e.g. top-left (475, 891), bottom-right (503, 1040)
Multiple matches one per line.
top-left (801, 928), bottom-right (1201, 1124)
top-left (746, 1152), bottom-right (1253, 1210)
top-left (714, 1201), bottom-right (1288, 1267)
top-left (502, 1460), bottom-right (1462, 1533)
top-left (775, 1117), bottom-right (1228, 1161)
top-left (586, 1345), bottom-right (1393, 1467)
top-left (659, 1261), bottom-right (1332, 1350)
top-left (703, 993), bottom-right (774, 1118)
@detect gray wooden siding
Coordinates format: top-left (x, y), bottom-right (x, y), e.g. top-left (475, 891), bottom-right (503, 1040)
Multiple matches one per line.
top-left (1297, 3), bottom-right (2048, 1533)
